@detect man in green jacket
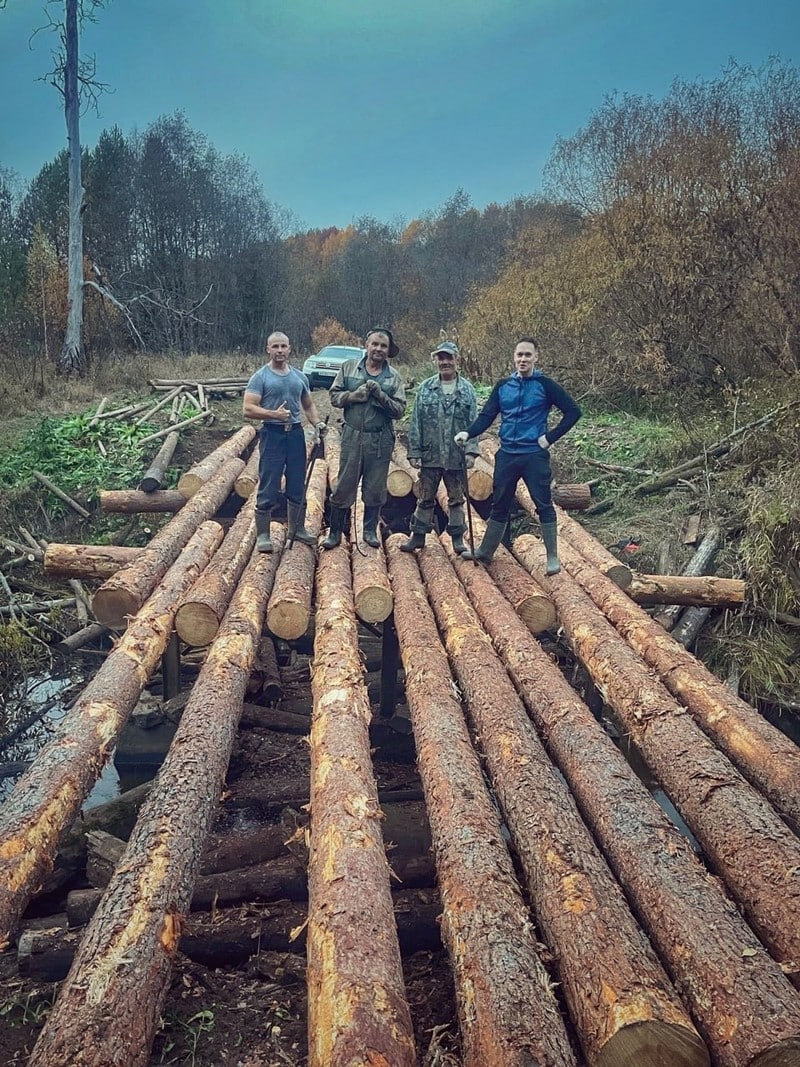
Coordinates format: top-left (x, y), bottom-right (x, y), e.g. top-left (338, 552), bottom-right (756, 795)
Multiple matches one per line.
top-left (322, 327), bottom-right (406, 549)
top-left (400, 341), bottom-right (478, 554)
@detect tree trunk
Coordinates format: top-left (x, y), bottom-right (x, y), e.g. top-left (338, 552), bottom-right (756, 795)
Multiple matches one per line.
top-left (307, 540), bottom-right (416, 1067)
top-left (390, 441), bottom-right (420, 498)
top-left (386, 536), bottom-right (577, 1067)
top-left (249, 635), bottom-right (283, 703)
top-left (174, 497), bottom-right (256, 646)
top-left (466, 455), bottom-right (493, 501)
top-left (386, 461), bottom-right (414, 497)
top-left (177, 424), bottom-right (255, 498)
top-left (628, 573), bottom-right (744, 608)
top-left (551, 483), bottom-right (592, 510)
top-left (57, 0), bottom-right (85, 378)
top-left (352, 498), bottom-right (393, 624)
top-left (233, 445), bottom-right (259, 499)
top-left (139, 429), bottom-right (180, 492)
top-left (0, 522), bottom-right (223, 947)
top-left (555, 506), bottom-right (634, 587)
top-left (653, 526), bottom-right (722, 629)
top-left (44, 543), bottom-right (142, 580)
top-left (27, 540), bottom-right (282, 1067)
top-left (415, 536), bottom-right (704, 1065)
top-left (98, 489), bottom-right (186, 513)
top-left (266, 461), bottom-right (327, 640)
top-left (323, 424), bottom-right (341, 490)
top-left (239, 702), bottom-right (309, 733)
top-left (445, 536), bottom-right (800, 1067)
top-left (671, 605), bottom-right (714, 649)
top-left (92, 456), bottom-right (244, 628)
top-left (513, 534), bottom-right (800, 985)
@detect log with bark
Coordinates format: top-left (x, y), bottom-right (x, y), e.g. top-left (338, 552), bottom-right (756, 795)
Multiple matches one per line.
top-left (174, 497), bottom-right (256, 646)
top-left (177, 424), bottom-right (255, 498)
top-left (513, 534), bottom-right (800, 985)
top-left (386, 461), bottom-right (414, 498)
top-left (97, 489), bottom-right (186, 514)
top-left (415, 535), bottom-right (705, 1065)
top-left (628, 572), bottom-right (744, 608)
top-left (32, 470), bottom-right (91, 519)
top-left (351, 498), bottom-right (393, 624)
top-left (551, 483), bottom-right (592, 510)
top-left (27, 538), bottom-right (283, 1067)
top-left (307, 537), bottom-right (416, 1067)
top-left (386, 536), bottom-right (577, 1067)
top-left (652, 526), bottom-right (722, 630)
top-left (44, 543), bottom-right (142, 581)
top-left (248, 635), bottom-right (283, 703)
top-left (266, 460), bottom-right (327, 640)
top-left (139, 427), bottom-right (180, 493)
top-left (0, 522), bottom-right (223, 947)
top-left (323, 424), bottom-right (341, 490)
top-left (671, 605), bottom-right (714, 650)
top-left (444, 535), bottom-right (800, 1067)
top-left (92, 456), bottom-right (245, 628)
top-left (389, 440), bottom-right (420, 498)
top-left (233, 445), bottom-right (259, 499)
top-left (466, 455), bottom-right (494, 501)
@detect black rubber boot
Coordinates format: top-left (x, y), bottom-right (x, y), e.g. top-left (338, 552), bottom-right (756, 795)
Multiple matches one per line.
top-left (255, 509), bottom-right (273, 553)
top-left (447, 504), bottom-right (467, 554)
top-left (400, 527), bottom-right (427, 553)
top-left (363, 505), bottom-right (381, 549)
top-left (321, 505), bottom-right (348, 550)
top-left (541, 520), bottom-right (561, 575)
top-left (461, 518), bottom-right (506, 563)
top-left (287, 501), bottom-right (316, 546)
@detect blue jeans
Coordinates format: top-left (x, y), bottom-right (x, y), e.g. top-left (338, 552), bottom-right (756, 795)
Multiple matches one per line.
top-left (257, 424), bottom-right (306, 512)
top-left (490, 449), bottom-right (555, 524)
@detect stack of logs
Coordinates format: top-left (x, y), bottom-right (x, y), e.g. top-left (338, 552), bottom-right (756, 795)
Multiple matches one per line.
top-left (2, 424), bottom-right (799, 1066)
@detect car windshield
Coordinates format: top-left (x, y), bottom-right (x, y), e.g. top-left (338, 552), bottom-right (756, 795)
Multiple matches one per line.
top-left (314, 346), bottom-right (360, 361)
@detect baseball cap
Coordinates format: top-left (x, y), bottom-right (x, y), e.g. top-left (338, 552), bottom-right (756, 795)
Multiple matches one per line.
top-left (432, 341), bottom-right (460, 359)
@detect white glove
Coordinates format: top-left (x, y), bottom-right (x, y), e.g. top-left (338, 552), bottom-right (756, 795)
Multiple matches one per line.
top-left (454, 431), bottom-right (469, 447)
top-left (315, 421), bottom-right (328, 437)
top-left (537, 434), bottom-right (550, 450)
top-left (408, 457), bottom-right (422, 470)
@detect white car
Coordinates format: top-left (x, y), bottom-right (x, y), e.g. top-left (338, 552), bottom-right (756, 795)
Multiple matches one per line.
top-left (302, 345), bottom-right (363, 390)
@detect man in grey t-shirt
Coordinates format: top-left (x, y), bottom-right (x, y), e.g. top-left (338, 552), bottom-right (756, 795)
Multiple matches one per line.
top-left (243, 332), bottom-right (326, 552)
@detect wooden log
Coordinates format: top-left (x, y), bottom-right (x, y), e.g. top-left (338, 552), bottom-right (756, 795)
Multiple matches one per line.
top-left (307, 535), bottom-right (416, 1067)
top-left (551, 482), bottom-right (591, 510)
top-left (136, 409), bottom-right (209, 447)
top-left (92, 456), bottom-right (244, 628)
top-left (629, 572), bottom-right (744, 607)
top-left (513, 534), bottom-right (800, 983)
top-left (416, 535), bottom-right (705, 1065)
top-left (250, 635), bottom-right (283, 703)
top-left (239, 702), bottom-right (309, 733)
top-left (27, 537), bottom-right (283, 1067)
top-left (653, 526), bottom-right (722, 630)
top-left (389, 441), bottom-right (420, 498)
top-left (55, 622), bottom-right (108, 653)
top-left (385, 536), bottom-right (577, 1066)
top-left (32, 470), bottom-right (91, 518)
top-left (386, 461), bottom-right (414, 498)
top-left (323, 423), bottom-right (341, 490)
top-left (466, 455), bottom-right (493, 501)
top-left (23, 891), bottom-right (443, 981)
top-left (352, 497), bottom-right (393, 624)
top-left (139, 428), bottom-right (180, 492)
top-left (44, 543), bottom-right (143, 580)
top-left (97, 489), bottom-right (186, 514)
top-left (233, 445), bottom-right (259, 499)
top-left (174, 497), bottom-right (256, 646)
top-left (177, 424), bottom-right (255, 498)
top-left (0, 522), bottom-right (223, 947)
top-left (444, 534), bottom-right (800, 1067)
top-left (549, 536), bottom-right (800, 835)
top-left (266, 460), bottom-right (327, 640)
top-left (671, 605), bottom-right (713, 649)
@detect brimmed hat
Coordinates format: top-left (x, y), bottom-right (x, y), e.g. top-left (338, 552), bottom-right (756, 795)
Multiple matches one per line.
top-left (367, 326), bottom-right (399, 358)
top-left (432, 340), bottom-right (460, 359)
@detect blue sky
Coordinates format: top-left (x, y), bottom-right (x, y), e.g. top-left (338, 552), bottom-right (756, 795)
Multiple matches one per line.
top-left (1, 0), bottom-right (797, 231)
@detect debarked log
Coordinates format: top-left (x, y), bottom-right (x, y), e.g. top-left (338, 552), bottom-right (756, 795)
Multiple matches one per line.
top-left (174, 497), bottom-right (256, 646)
top-left (307, 537), bottom-right (416, 1067)
top-left (386, 536), bottom-right (576, 1067)
top-left (0, 522), bottom-right (224, 947)
top-left (387, 461), bottom-right (414, 498)
top-left (513, 534), bottom-right (800, 986)
top-left (352, 498), bottom-right (393, 624)
top-left (266, 460), bottom-right (327, 640)
top-left (177, 423), bottom-right (255, 498)
top-left (27, 541), bottom-right (282, 1067)
top-left (234, 446), bottom-right (260, 499)
top-left (92, 456), bottom-right (245, 628)
top-left (466, 455), bottom-right (493, 501)
top-left (447, 535), bottom-right (800, 1067)
top-left (44, 543), bottom-right (142, 581)
top-left (628, 572), bottom-right (744, 608)
top-left (97, 490), bottom-right (186, 514)
top-left (416, 535), bottom-right (705, 1066)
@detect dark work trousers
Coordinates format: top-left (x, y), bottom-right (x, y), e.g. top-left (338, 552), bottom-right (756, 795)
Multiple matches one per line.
top-left (417, 467), bottom-right (466, 512)
top-left (257, 424), bottom-right (306, 513)
top-left (489, 448), bottom-right (555, 525)
top-left (331, 423), bottom-right (394, 508)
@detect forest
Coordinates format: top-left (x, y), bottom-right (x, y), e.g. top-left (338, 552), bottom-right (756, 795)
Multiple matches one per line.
top-left (1, 58), bottom-right (798, 401)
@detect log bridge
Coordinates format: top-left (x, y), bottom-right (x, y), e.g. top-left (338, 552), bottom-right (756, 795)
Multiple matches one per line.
top-left (3, 426), bottom-right (800, 1067)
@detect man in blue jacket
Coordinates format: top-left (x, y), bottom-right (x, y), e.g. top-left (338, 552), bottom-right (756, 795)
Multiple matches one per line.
top-left (454, 336), bottom-right (580, 572)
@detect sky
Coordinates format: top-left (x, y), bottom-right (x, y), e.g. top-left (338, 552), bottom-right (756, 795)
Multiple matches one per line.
top-left (1, 0), bottom-right (798, 232)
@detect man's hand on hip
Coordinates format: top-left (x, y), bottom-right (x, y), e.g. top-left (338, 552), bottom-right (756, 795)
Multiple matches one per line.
top-left (537, 434), bottom-right (550, 450)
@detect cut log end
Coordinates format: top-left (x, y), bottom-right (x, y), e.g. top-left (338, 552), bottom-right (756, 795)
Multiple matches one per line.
top-left (267, 602), bottom-right (310, 642)
top-left (515, 594), bottom-right (557, 635)
top-left (386, 470), bottom-right (413, 498)
top-left (596, 1020), bottom-right (709, 1067)
top-left (174, 603), bottom-right (221, 648)
top-left (177, 473), bottom-right (204, 499)
top-left (751, 1038), bottom-right (800, 1067)
top-left (603, 563), bottom-right (633, 590)
top-left (91, 588), bottom-right (141, 629)
top-left (466, 469), bottom-right (493, 501)
top-left (355, 587), bottom-right (394, 625)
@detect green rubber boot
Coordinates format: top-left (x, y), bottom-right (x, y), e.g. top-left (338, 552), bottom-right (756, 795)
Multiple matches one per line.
top-left (287, 501), bottom-right (316, 546)
top-left (255, 509), bottom-right (273, 553)
top-left (541, 520), bottom-right (561, 575)
top-left (321, 506), bottom-right (347, 550)
top-left (461, 518), bottom-right (506, 563)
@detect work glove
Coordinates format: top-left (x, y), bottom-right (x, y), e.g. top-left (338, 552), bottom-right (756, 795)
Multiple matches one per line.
top-left (365, 379), bottom-right (381, 397)
top-left (315, 421), bottom-right (328, 437)
top-left (465, 455), bottom-right (475, 469)
top-left (537, 434), bottom-right (550, 450)
top-left (348, 384), bottom-right (369, 403)
top-left (454, 431), bottom-right (469, 447)
top-left (408, 457), bottom-right (422, 469)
